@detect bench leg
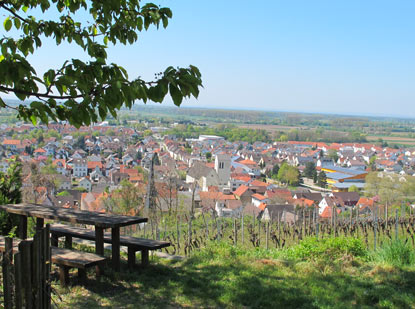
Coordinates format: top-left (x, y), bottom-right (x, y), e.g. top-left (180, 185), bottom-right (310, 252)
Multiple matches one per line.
top-left (78, 268), bottom-right (87, 283)
top-left (128, 247), bottom-right (136, 268)
top-left (51, 233), bottom-right (59, 247)
top-left (141, 250), bottom-right (149, 267)
top-left (65, 236), bottom-right (72, 249)
top-left (112, 227), bottom-right (120, 271)
top-left (96, 261), bottom-right (104, 278)
top-left (59, 266), bottom-right (70, 287)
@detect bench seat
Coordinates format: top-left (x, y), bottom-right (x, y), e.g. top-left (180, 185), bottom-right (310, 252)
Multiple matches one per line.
top-left (51, 246), bottom-right (107, 286)
top-left (50, 224), bottom-right (170, 267)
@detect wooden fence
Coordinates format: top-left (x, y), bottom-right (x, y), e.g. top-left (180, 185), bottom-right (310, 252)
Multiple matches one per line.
top-left (2, 225), bottom-right (51, 309)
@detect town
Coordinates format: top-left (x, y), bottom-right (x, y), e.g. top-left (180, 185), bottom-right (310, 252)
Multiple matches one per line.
top-left (1, 119), bottom-right (413, 223)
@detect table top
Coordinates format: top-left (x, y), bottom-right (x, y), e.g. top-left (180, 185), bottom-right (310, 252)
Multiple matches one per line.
top-left (0, 203), bottom-right (148, 228)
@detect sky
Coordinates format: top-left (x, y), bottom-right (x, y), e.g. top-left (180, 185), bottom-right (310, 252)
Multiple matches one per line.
top-left (5, 0), bottom-right (415, 118)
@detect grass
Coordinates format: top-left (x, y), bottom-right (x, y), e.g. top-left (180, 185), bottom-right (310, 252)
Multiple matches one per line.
top-left (53, 238), bottom-right (415, 308)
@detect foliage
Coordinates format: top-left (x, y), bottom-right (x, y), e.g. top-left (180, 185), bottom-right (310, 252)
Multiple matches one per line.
top-left (317, 171), bottom-right (327, 188)
top-left (103, 179), bottom-right (145, 215)
top-left (0, 0), bottom-right (202, 127)
top-left (166, 124), bottom-right (271, 144)
top-left (0, 159), bottom-right (22, 235)
top-left (277, 163), bottom-right (299, 186)
top-left (364, 172), bottom-right (414, 206)
top-left (372, 239), bottom-right (415, 267)
top-left (56, 190), bottom-right (70, 197)
top-left (284, 237), bottom-right (367, 261)
top-left (348, 185), bottom-right (360, 193)
top-left (327, 149), bottom-right (339, 162)
top-left (205, 152), bottom-right (212, 162)
top-left (303, 161), bottom-right (316, 178)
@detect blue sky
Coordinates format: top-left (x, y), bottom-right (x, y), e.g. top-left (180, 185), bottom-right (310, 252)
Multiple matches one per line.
top-left (7, 0), bottom-right (415, 117)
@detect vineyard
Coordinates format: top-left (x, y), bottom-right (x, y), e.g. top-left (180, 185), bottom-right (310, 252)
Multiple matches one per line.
top-left (126, 205), bottom-right (415, 257)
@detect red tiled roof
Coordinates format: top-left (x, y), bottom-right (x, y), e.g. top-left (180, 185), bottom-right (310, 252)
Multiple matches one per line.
top-left (252, 193), bottom-right (267, 201)
top-left (250, 179), bottom-right (268, 187)
top-left (233, 185), bottom-right (250, 197)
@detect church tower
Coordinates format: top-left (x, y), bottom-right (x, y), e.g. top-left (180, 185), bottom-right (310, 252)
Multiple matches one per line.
top-left (215, 154), bottom-right (231, 188)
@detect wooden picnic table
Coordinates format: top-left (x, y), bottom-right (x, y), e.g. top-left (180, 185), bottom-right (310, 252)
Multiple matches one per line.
top-left (0, 203), bottom-right (147, 271)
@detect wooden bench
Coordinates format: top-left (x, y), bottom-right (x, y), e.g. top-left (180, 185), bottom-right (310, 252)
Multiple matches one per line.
top-left (51, 246), bottom-right (107, 286)
top-left (0, 235), bottom-right (106, 286)
top-left (50, 224), bottom-right (170, 268)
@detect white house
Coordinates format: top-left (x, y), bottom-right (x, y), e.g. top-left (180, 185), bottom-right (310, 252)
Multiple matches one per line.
top-left (73, 158), bottom-right (88, 177)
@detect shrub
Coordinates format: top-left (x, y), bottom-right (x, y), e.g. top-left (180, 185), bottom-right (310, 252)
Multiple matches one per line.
top-left (373, 240), bottom-right (415, 267)
top-left (0, 159), bottom-right (22, 235)
top-left (284, 236), bottom-right (367, 261)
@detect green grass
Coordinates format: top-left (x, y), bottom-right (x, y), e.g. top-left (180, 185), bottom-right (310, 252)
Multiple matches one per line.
top-left (53, 238), bottom-right (415, 308)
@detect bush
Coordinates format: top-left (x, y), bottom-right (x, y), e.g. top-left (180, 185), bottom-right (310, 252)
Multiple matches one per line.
top-left (373, 240), bottom-right (415, 267)
top-left (0, 159), bottom-right (22, 235)
top-left (284, 236), bottom-right (367, 261)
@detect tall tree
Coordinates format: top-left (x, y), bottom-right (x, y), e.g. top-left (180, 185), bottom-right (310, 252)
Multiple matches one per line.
top-left (304, 161), bottom-right (316, 178)
top-left (317, 171), bottom-right (327, 188)
top-left (0, 1), bottom-right (202, 127)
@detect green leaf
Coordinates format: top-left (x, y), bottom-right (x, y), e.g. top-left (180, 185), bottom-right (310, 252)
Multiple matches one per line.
top-left (169, 84), bottom-right (182, 106)
top-left (14, 18), bottom-right (21, 29)
top-left (4, 18), bottom-right (12, 31)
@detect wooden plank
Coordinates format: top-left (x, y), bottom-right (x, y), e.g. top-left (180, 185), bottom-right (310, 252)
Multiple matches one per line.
top-left (0, 203), bottom-right (147, 228)
top-left (3, 238), bottom-right (13, 309)
top-left (112, 227), bottom-right (120, 271)
top-left (14, 251), bottom-right (23, 309)
top-left (51, 247), bottom-right (107, 269)
top-left (19, 241), bottom-right (32, 309)
top-left (51, 224), bottom-right (170, 250)
top-left (18, 215), bottom-right (27, 239)
top-left (36, 218), bottom-right (44, 230)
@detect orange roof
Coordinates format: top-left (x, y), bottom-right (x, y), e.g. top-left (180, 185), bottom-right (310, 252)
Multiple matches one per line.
top-left (357, 197), bottom-right (374, 208)
top-left (258, 202), bottom-right (267, 211)
top-left (34, 148), bottom-right (46, 153)
top-left (252, 193), bottom-right (267, 201)
top-left (250, 179), bottom-right (268, 187)
top-left (53, 159), bottom-right (66, 166)
top-left (3, 139), bottom-right (21, 145)
top-left (293, 198), bottom-right (315, 207)
top-left (206, 162), bottom-right (215, 169)
top-left (88, 161), bottom-right (103, 169)
top-left (199, 191), bottom-right (236, 201)
top-left (320, 206), bottom-right (341, 219)
top-left (239, 159), bottom-right (257, 165)
top-left (233, 185), bottom-right (250, 197)
top-left (232, 175), bottom-right (251, 182)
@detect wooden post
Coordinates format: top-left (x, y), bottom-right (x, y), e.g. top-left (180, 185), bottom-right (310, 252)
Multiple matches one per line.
top-left (36, 218), bottom-right (44, 230)
top-left (241, 213), bottom-right (244, 245)
top-left (18, 215), bottom-right (27, 239)
top-left (128, 247), bottom-right (136, 268)
top-left (177, 215), bottom-right (181, 252)
top-left (19, 240), bottom-right (32, 308)
top-left (395, 209), bottom-right (399, 241)
top-left (112, 227), bottom-right (120, 271)
top-left (233, 218), bottom-right (237, 246)
top-left (257, 218), bottom-right (261, 246)
top-left (374, 206), bottom-right (378, 251)
top-left (266, 222), bottom-right (269, 250)
top-left (14, 251), bottom-right (23, 309)
top-left (3, 237), bottom-right (13, 309)
top-left (95, 227), bottom-right (104, 255)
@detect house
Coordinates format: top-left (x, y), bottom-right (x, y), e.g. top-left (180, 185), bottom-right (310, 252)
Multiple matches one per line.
top-left (233, 185), bottom-right (254, 205)
top-left (318, 196), bottom-right (345, 215)
top-left (251, 193), bottom-right (269, 207)
top-left (73, 158), bottom-right (88, 177)
top-left (261, 204), bottom-right (296, 222)
top-left (79, 177), bottom-right (92, 192)
top-left (329, 192), bottom-right (360, 206)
